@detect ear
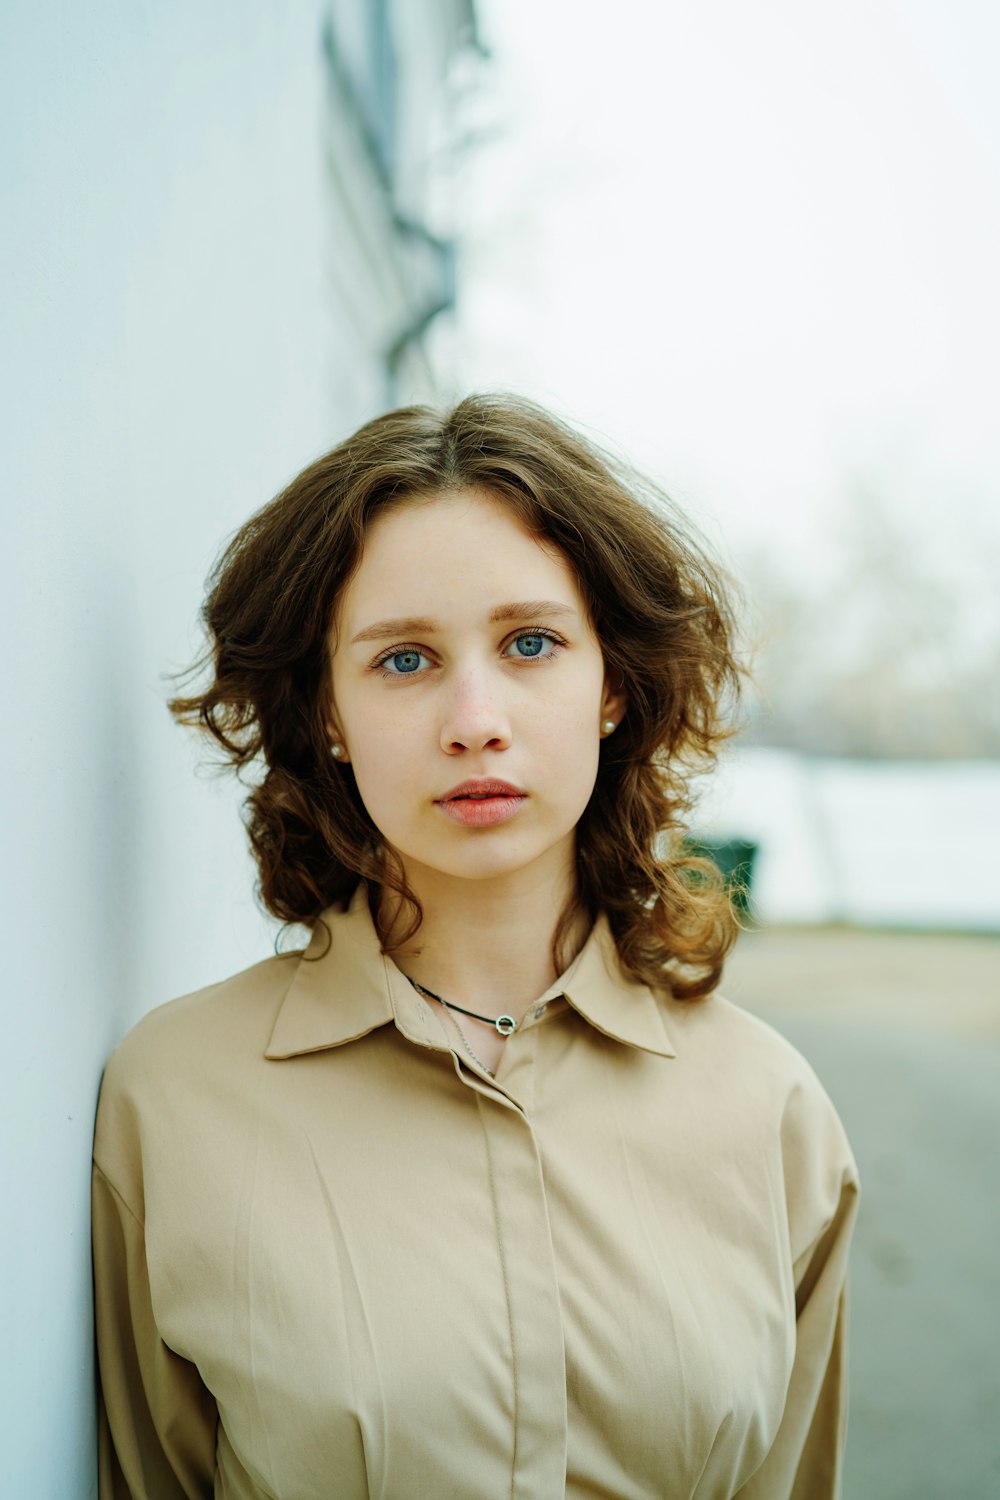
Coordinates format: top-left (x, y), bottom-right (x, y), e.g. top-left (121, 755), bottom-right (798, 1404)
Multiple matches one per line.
top-left (325, 699), bottom-right (351, 764)
top-left (325, 681), bottom-right (352, 762)
top-left (600, 669), bottom-right (628, 731)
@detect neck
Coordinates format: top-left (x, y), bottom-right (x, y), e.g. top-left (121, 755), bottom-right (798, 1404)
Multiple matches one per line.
top-left (380, 852), bottom-right (589, 1022)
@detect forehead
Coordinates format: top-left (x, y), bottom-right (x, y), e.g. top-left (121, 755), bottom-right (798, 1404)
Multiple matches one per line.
top-left (339, 488), bottom-right (585, 617)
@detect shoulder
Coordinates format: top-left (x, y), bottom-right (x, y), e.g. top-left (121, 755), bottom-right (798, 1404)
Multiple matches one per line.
top-left (661, 983), bottom-right (820, 1083)
top-left (651, 987), bottom-right (860, 1270)
top-left (660, 986), bottom-right (858, 1193)
top-left (103, 950), bottom-right (302, 1092)
top-left (94, 951), bottom-right (302, 1194)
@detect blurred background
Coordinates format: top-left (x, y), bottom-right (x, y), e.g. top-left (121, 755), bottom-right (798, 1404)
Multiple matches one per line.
top-left (2, 1), bottom-right (997, 1494)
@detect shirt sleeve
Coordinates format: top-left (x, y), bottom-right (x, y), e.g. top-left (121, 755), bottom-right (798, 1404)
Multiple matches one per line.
top-left (734, 1125), bottom-right (860, 1500)
top-left (92, 1161), bottom-right (218, 1499)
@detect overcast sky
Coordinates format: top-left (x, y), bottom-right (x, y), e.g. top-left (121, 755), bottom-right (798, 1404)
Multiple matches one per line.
top-left (442, 0), bottom-right (1000, 620)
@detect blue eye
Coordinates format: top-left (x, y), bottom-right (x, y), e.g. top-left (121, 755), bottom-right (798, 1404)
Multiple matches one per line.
top-left (515, 634), bottom-right (544, 657)
top-left (377, 649), bottom-right (429, 675)
top-left (507, 631), bottom-right (559, 659)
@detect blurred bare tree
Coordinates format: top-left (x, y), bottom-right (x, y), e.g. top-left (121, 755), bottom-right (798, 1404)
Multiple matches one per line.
top-left (740, 479), bottom-right (1000, 757)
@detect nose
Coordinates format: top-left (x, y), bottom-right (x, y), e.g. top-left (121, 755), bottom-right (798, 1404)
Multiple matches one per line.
top-left (439, 664), bottom-right (512, 755)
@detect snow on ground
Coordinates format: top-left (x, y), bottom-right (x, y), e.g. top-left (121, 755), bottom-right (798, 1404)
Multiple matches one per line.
top-left (694, 749), bottom-right (1000, 931)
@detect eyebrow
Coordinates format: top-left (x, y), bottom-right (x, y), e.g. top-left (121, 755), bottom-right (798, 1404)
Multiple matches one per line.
top-left (349, 600), bottom-right (578, 645)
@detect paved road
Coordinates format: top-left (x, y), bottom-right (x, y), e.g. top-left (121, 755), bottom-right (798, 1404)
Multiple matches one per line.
top-left (725, 926), bottom-right (1000, 1500)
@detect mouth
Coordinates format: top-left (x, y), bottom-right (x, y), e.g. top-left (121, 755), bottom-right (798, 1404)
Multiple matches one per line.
top-left (435, 780), bottom-right (527, 828)
top-left (437, 779), bottom-right (526, 802)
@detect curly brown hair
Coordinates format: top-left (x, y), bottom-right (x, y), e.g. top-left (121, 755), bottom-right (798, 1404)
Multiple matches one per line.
top-left (170, 393), bottom-right (746, 1000)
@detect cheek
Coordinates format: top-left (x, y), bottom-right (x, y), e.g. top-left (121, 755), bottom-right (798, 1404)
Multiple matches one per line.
top-left (347, 716), bottom-right (425, 823)
top-left (541, 696), bottom-right (603, 793)
top-left (549, 664), bottom-right (606, 742)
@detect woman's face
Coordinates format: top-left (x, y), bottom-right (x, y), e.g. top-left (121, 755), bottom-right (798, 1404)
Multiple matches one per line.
top-left (328, 487), bottom-right (625, 894)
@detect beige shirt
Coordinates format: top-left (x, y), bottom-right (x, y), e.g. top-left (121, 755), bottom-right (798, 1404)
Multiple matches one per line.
top-left (93, 887), bottom-right (859, 1500)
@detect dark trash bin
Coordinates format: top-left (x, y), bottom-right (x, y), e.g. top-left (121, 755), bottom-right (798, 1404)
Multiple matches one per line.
top-left (684, 837), bottom-right (759, 919)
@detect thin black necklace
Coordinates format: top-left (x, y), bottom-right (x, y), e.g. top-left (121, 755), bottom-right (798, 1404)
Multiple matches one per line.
top-left (405, 976), bottom-right (519, 1037)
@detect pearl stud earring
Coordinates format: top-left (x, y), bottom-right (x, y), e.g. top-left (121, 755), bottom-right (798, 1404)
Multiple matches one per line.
top-left (601, 719), bottom-right (617, 736)
top-left (330, 742), bottom-right (346, 759)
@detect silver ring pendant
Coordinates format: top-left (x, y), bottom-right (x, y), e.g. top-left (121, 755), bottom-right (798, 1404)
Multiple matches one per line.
top-left (495, 1015), bottom-right (516, 1037)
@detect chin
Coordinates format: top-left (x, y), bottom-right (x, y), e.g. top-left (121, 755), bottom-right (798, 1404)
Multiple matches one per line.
top-left (415, 828), bottom-right (576, 888)
top-left (417, 850), bottom-right (541, 885)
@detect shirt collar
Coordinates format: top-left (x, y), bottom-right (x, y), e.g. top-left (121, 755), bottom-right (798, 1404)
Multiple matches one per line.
top-left (551, 914), bottom-right (676, 1057)
top-left (265, 885), bottom-right (675, 1061)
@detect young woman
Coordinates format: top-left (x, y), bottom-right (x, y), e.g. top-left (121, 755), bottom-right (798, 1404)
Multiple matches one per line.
top-left (92, 394), bottom-right (858, 1499)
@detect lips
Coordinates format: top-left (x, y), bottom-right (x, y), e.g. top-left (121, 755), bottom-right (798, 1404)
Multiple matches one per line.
top-left (435, 779), bottom-right (527, 828)
top-left (438, 778), bottom-right (526, 802)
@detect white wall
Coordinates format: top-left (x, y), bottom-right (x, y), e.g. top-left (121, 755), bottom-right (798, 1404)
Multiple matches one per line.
top-left (0, 3), bottom-right (439, 1491)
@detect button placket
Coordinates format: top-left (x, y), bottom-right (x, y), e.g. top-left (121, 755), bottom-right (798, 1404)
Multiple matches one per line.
top-left (476, 1090), bottom-right (568, 1497)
